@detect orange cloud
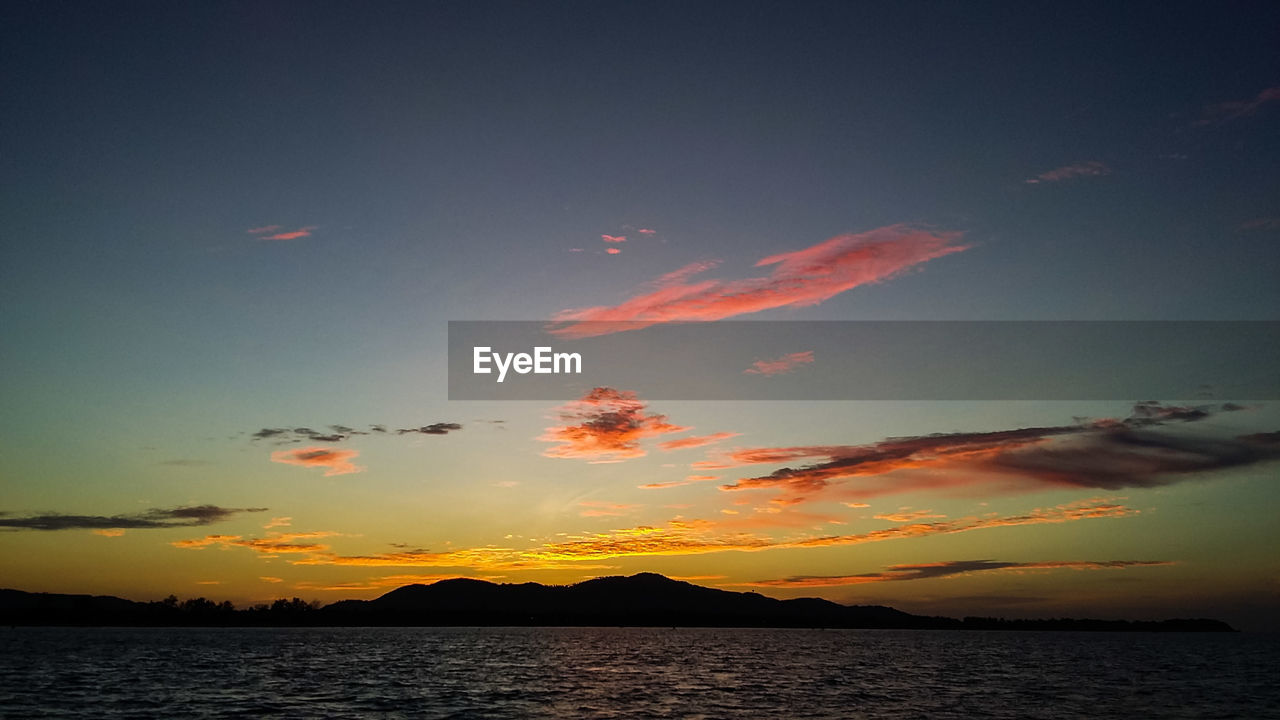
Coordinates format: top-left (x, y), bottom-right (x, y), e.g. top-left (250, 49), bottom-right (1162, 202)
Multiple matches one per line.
top-left (91, 529), bottom-right (126, 537)
top-left (172, 534), bottom-right (241, 548)
top-left (657, 432), bottom-right (740, 452)
top-left (260, 576), bottom-right (284, 583)
top-left (263, 226), bottom-right (317, 241)
top-left (172, 531), bottom-right (342, 556)
top-left (639, 474), bottom-right (720, 490)
top-left (739, 559), bottom-right (1174, 587)
top-left (578, 500), bottom-right (643, 517)
top-left (550, 225), bottom-right (967, 337)
top-left (172, 500), bottom-right (1132, 573)
top-left (263, 516), bottom-right (292, 529)
top-left (1025, 161), bottom-right (1110, 184)
top-left (540, 388), bottom-right (689, 461)
top-left (270, 447), bottom-right (363, 476)
top-left (293, 574), bottom-right (497, 592)
top-left (744, 350), bottom-right (814, 376)
top-left (605, 248), bottom-right (622, 255)
top-left (873, 509), bottom-right (946, 523)
top-left (524, 500), bottom-right (1132, 562)
top-left (292, 547), bottom-right (616, 572)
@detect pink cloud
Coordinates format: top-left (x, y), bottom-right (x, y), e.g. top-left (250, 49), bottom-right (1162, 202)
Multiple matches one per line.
top-left (1239, 217), bottom-right (1280, 232)
top-left (657, 432), bottom-right (740, 451)
top-left (549, 225), bottom-right (967, 338)
top-left (602, 234), bottom-right (627, 243)
top-left (263, 226), bottom-right (317, 241)
top-left (539, 387), bottom-right (689, 461)
top-left (606, 248), bottom-right (622, 255)
top-left (247, 225), bottom-right (282, 234)
top-left (1194, 86), bottom-right (1280, 126)
top-left (744, 350), bottom-right (814, 376)
top-left (1025, 161), bottom-right (1111, 184)
top-left (637, 228), bottom-right (657, 235)
top-left (270, 446), bottom-right (363, 476)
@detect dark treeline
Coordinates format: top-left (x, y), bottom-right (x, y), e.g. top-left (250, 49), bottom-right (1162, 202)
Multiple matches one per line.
top-left (1, 590), bottom-right (325, 627)
top-left (0, 575), bottom-right (1236, 631)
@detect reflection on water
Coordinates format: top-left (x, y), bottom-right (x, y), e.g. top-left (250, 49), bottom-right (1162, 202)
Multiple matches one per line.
top-left (1, 627), bottom-right (1276, 718)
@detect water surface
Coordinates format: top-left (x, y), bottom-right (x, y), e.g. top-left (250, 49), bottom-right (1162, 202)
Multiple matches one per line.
top-left (2, 627), bottom-right (1275, 718)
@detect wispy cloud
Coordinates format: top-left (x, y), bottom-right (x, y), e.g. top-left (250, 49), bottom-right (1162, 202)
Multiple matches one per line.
top-left (246, 225), bottom-right (281, 235)
top-left (0, 505), bottom-right (266, 531)
top-left (251, 423), bottom-right (463, 444)
top-left (173, 500), bottom-right (1132, 572)
top-left (708, 403), bottom-right (1267, 503)
top-left (550, 225), bottom-right (967, 337)
top-left (639, 475), bottom-right (720, 490)
top-left (293, 574), bottom-right (500, 592)
top-left (269, 447), bottom-right (364, 476)
top-left (873, 509), bottom-right (946, 523)
top-left (1193, 86), bottom-right (1280, 126)
top-left (1238, 217), bottom-right (1280, 232)
top-left (637, 228), bottom-right (657, 236)
top-left (744, 350), bottom-right (814, 376)
top-left (540, 388), bottom-right (689, 461)
top-left (578, 500), bottom-right (643, 517)
top-left (602, 234), bottom-right (627, 243)
top-left (172, 530), bottom-right (343, 557)
top-left (262, 226), bottom-right (317, 241)
top-left (397, 423), bottom-right (463, 436)
top-left (657, 432), bottom-right (740, 452)
top-left (263, 516), bottom-right (292, 529)
top-left (739, 559), bottom-right (1173, 587)
top-left (521, 500), bottom-right (1134, 562)
top-left (1025, 161), bottom-right (1111, 184)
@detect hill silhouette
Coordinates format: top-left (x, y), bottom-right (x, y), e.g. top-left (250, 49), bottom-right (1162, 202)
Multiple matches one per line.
top-left (0, 573), bottom-right (1234, 631)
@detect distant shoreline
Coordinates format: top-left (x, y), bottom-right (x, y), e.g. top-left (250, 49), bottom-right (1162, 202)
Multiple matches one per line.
top-left (1, 574), bottom-right (1236, 632)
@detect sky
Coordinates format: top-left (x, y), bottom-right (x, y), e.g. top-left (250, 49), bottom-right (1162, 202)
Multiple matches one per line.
top-left (2, 1), bottom-right (1279, 630)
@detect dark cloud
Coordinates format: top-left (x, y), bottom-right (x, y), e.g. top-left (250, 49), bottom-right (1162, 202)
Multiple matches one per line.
top-left (251, 423), bottom-right (463, 443)
top-left (982, 428), bottom-right (1280, 490)
top-left (718, 402), bottom-right (1276, 497)
top-left (746, 560), bottom-right (1172, 587)
top-left (397, 423), bottom-right (463, 435)
top-left (0, 505), bottom-right (267, 531)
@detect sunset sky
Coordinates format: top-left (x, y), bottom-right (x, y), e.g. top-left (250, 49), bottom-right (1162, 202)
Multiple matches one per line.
top-left (2, 2), bottom-right (1279, 630)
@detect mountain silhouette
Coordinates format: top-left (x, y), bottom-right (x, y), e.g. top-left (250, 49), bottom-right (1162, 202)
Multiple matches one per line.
top-left (0, 574), bottom-right (1235, 631)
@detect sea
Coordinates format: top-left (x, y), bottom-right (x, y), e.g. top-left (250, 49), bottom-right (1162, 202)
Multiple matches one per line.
top-left (1, 627), bottom-right (1276, 718)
